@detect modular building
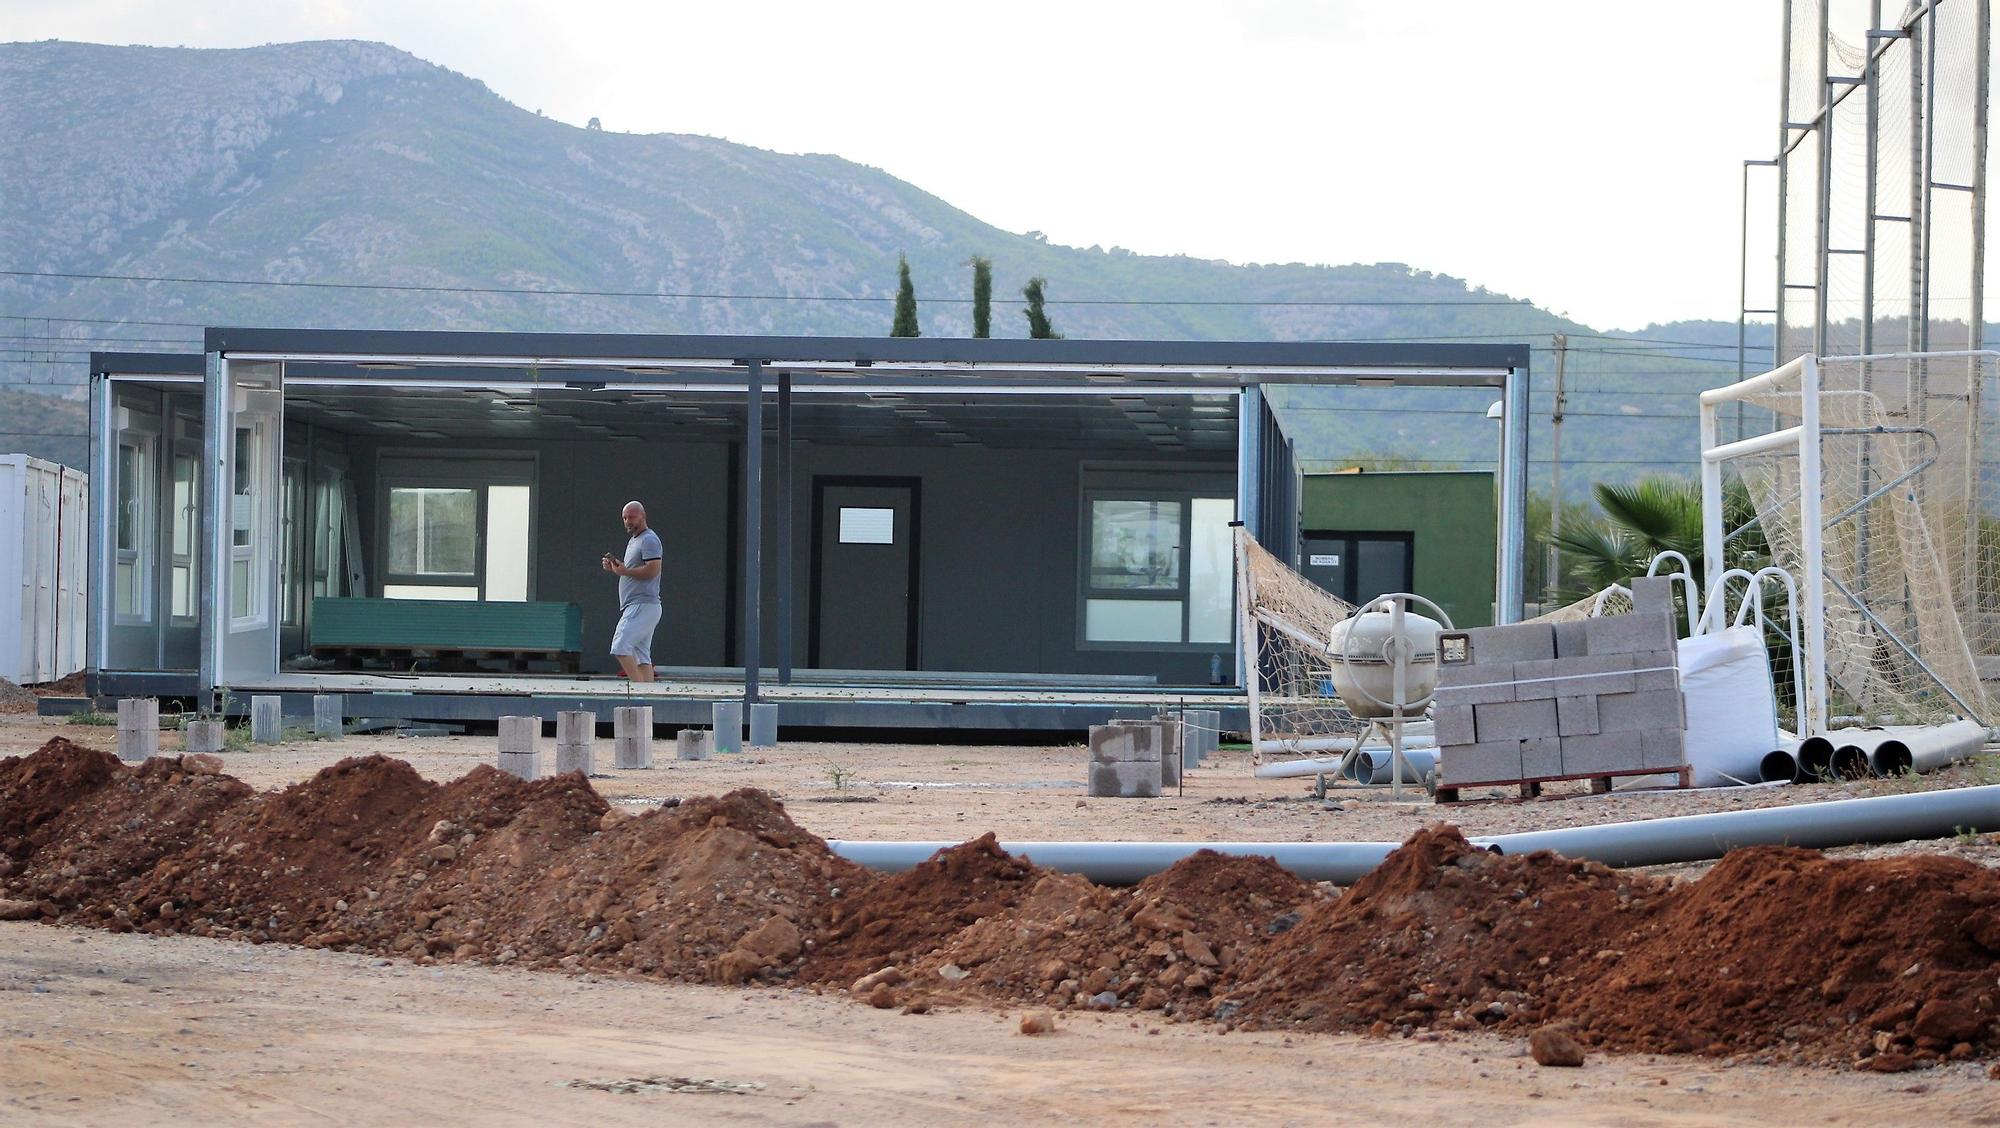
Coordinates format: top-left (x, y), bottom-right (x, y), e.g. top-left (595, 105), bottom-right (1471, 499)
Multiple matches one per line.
top-left (1300, 470), bottom-right (1498, 629)
top-left (88, 330), bottom-right (1528, 732)
top-left (0, 454), bottom-right (87, 686)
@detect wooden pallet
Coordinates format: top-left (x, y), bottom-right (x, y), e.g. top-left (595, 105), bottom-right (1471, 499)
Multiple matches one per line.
top-left (1432, 764), bottom-right (1692, 804)
top-left (310, 645), bottom-right (581, 675)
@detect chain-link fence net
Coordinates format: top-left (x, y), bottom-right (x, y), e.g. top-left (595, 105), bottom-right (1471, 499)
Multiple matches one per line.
top-left (1772, 0), bottom-right (1986, 363)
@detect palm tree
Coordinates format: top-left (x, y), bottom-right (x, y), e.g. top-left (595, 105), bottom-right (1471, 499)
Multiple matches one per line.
top-left (1549, 476), bottom-right (1767, 601)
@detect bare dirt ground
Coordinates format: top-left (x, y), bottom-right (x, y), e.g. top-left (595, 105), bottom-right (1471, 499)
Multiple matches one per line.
top-left (8, 711), bottom-right (2000, 1124)
top-left (7, 924), bottom-right (1999, 1128)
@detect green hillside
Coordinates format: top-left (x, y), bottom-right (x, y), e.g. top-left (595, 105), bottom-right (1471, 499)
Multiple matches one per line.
top-left (0, 39), bottom-right (1782, 481)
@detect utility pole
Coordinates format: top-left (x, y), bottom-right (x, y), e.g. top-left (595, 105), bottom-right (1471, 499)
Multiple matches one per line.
top-left (1546, 333), bottom-right (1568, 608)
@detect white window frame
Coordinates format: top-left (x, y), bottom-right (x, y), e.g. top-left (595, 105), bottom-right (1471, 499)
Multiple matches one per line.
top-left (375, 453), bottom-right (538, 603)
top-left (1077, 481), bottom-right (1236, 650)
top-left (113, 424), bottom-right (158, 626)
top-left (229, 413), bottom-right (273, 631)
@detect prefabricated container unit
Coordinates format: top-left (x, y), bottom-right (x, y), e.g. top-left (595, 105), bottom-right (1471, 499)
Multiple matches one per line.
top-left (0, 454), bottom-right (87, 685)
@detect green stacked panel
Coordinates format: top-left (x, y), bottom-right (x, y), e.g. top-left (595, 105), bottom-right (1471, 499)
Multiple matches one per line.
top-left (310, 598), bottom-right (583, 652)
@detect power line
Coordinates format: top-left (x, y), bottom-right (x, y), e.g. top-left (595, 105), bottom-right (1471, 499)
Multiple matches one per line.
top-left (1, 268), bottom-right (1543, 308)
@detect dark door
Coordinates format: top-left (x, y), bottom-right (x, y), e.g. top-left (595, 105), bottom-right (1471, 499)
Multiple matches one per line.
top-left (810, 477), bottom-right (920, 670)
top-left (1301, 531), bottom-right (1414, 605)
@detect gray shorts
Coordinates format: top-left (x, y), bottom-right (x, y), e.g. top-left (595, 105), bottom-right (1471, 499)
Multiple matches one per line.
top-left (611, 603), bottom-right (662, 665)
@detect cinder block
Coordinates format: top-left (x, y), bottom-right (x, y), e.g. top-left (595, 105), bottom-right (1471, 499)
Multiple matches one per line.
top-left (1147, 719), bottom-right (1183, 787)
top-left (1545, 653), bottom-right (1636, 697)
top-left (1442, 740), bottom-right (1522, 785)
top-left (1561, 731), bottom-right (1645, 775)
top-left (116, 698), bottom-right (159, 763)
top-left (1473, 698), bottom-right (1559, 742)
top-left (182, 720), bottom-right (225, 755)
top-left (1090, 723), bottom-right (1160, 763)
top-left (1433, 662), bottom-right (1517, 707)
top-left (497, 751), bottom-right (539, 781)
top-left (1438, 659), bottom-right (1510, 687)
top-left (1556, 695), bottom-right (1600, 737)
top-left (312, 695), bottom-right (344, 739)
top-left (1641, 730), bottom-right (1687, 771)
top-left (250, 696), bottom-right (282, 745)
top-left (1595, 689), bottom-right (1687, 735)
top-left (712, 700), bottom-right (743, 755)
top-left (1628, 575), bottom-right (1675, 617)
top-left (1088, 759), bottom-right (1163, 798)
top-left (1520, 735), bottom-right (1563, 779)
top-left (1508, 659), bottom-right (1566, 701)
top-left (1554, 619), bottom-right (1592, 659)
top-left (613, 706), bottom-right (654, 769)
top-left (676, 729), bottom-right (712, 761)
top-left (1463, 622), bottom-right (1556, 663)
top-left (1584, 610), bottom-right (1678, 656)
top-left (748, 703), bottom-right (779, 748)
top-left (555, 710), bottom-right (595, 776)
top-left (1631, 653), bottom-right (1680, 691)
top-left (1431, 704), bottom-right (1477, 747)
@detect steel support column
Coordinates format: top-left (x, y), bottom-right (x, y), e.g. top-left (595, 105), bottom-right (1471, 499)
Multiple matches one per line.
top-left (743, 359), bottom-right (763, 702)
top-left (777, 369), bottom-right (793, 685)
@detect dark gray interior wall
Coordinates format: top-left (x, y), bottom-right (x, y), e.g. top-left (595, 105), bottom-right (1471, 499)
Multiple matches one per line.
top-left (341, 434), bottom-right (733, 673)
top-left (761, 444), bottom-right (1236, 685)
top-left (332, 430), bottom-right (1230, 683)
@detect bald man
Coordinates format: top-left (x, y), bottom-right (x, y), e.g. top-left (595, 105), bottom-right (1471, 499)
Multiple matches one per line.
top-left (601, 501), bottom-right (664, 682)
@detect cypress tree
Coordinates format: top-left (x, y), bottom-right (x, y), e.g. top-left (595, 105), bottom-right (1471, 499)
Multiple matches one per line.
top-left (1022, 276), bottom-right (1061, 339)
top-left (890, 254), bottom-right (920, 337)
top-left (970, 256), bottom-right (993, 338)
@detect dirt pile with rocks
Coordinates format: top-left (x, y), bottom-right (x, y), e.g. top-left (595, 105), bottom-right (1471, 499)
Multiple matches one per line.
top-left (4, 738), bottom-right (2000, 1071)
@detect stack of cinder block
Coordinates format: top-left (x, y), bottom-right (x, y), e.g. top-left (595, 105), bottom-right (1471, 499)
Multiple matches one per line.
top-left (1088, 721), bottom-right (1173, 797)
top-left (1433, 576), bottom-right (1686, 787)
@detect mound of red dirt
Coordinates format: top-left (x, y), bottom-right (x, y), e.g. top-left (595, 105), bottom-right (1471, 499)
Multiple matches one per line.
top-left (0, 737), bottom-right (124, 859)
top-left (6, 737), bottom-right (2000, 1072)
top-left (901, 849), bottom-right (1327, 1014)
top-left (1555, 846), bottom-right (2000, 1066)
top-left (1220, 825), bottom-right (1666, 1035)
top-left (801, 832), bottom-right (1041, 987)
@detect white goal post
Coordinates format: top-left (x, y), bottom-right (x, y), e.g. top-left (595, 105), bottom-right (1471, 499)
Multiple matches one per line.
top-left (1701, 351), bottom-right (1996, 733)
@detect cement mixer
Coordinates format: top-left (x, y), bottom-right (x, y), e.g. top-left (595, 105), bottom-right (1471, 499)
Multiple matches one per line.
top-left (1327, 593), bottom-right (1453, 798)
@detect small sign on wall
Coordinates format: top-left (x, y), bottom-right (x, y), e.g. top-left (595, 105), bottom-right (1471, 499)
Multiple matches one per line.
top-left (1309, 553), bottom-right (1341, 567)
top-left (839, 507), bottom-right (895, 545)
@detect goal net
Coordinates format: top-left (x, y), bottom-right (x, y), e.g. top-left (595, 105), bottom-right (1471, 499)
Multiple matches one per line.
top-left (1234, 527), bottom-right (1363, 761)
top-left (1704, 352), bottom-right (1994, 728)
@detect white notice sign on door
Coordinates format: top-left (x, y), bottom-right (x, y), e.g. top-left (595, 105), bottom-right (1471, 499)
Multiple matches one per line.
top-left (839, 507), bottom-right (895, 545)
top-left (1309, 553), bottom-right (1341, 567)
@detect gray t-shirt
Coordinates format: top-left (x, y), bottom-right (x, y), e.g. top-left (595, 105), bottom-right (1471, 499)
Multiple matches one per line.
top-left (619, 528), bottom-right (663, 608)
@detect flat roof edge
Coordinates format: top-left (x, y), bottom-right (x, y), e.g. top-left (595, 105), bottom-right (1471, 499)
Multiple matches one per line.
top-left (199, 327), bottom-right (1531, 371)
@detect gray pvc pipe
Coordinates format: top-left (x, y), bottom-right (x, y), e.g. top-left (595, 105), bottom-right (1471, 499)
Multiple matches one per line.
top-left (1876, 719), bottom-right (1989, 775)
top-left (1795, 735), bottom-right (1837, 780)
top-left (827, 839), bottom-right (1403, 886)
top-left (829, 784), bottom-right (2000, 885)
top-left (1354, 748), bottom-right (1439, 786)
top-left (1473, 783), bottom-right (2000, 868)
top-left (1759, 748), bottom-right (1801, 783)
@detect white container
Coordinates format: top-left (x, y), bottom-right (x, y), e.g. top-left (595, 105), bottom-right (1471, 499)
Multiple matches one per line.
top-left (0, 454), bottom-right (88, 685)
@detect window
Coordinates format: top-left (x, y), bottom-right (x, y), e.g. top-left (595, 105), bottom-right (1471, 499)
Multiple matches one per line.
top-left (313, 469), bottom-right (349, 598)
top-left (378, 458), bottom-right (535, 602)
top-left (169, 452), bottom-right (196, 620)
top-left (230, 417), bottom-right (271, 627)
top-left (114, 435), bottom-right (154, 622)
top-left (281, 460), bottom-right (306, 627)
top-left (1081, 490), bottom-right (1235, 646)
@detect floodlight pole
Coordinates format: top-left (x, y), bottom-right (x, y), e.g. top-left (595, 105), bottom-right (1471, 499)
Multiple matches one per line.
top-left (743, 359), bottom-right (763, 703)
top-left (1495, 364), bottom-right (1530, 624)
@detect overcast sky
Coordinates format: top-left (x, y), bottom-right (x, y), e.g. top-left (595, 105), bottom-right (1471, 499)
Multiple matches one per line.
top-left (12, 0), bottom-right (1792, 330)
